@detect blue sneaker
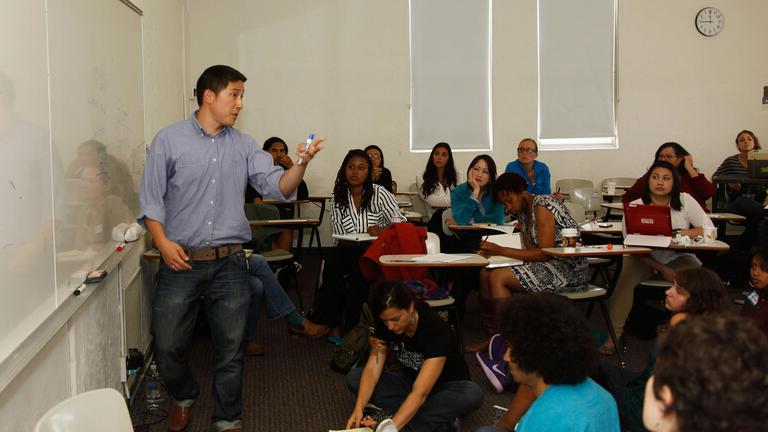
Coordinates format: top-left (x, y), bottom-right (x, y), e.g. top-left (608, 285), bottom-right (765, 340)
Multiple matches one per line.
top-left (476, 351), bottom-right (508, 393)
top-left (488, 333), bottom-right (506, 362)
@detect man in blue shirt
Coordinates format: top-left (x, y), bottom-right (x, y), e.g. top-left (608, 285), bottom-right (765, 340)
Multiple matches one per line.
top-left (477, 294), bottom-right (619, 432)
top-left (138, 65), bottom-right (323, 432)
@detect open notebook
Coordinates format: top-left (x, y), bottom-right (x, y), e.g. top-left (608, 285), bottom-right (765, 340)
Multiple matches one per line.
top-left (485, 233), bottom-right (524, 268)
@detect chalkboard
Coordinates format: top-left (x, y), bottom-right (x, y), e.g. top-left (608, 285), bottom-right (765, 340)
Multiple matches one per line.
top-left (0, 0), bottom-right (143, 362)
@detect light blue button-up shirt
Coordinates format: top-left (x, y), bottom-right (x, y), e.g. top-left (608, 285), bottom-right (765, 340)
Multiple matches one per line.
top-left (138, 112), bottom-right (291, 249)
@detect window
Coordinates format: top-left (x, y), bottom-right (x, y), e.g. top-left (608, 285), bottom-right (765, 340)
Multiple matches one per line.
top-left (538, 0), bottom-right (617, 150)
top-left (410, 0), bottom-right (492, 152)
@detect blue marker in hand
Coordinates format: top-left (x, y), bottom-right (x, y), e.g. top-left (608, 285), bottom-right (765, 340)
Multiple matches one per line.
top-left (297, 133), bottom-right (314, 166)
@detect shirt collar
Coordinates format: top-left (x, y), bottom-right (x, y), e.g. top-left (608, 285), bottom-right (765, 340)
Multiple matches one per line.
top-left (189, 110), bottom-right (230, 138)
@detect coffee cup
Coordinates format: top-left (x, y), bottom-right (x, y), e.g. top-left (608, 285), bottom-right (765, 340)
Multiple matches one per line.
top-left (703, 226), bottom-right (717, 243)
top-left (561, 228), bottom-right (579, 250)
top-left (606, 181), bottom-right (617, 195)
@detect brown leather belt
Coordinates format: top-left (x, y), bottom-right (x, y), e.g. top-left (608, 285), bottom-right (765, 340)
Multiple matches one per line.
top-left (183, 244), bottom-right (243, 261)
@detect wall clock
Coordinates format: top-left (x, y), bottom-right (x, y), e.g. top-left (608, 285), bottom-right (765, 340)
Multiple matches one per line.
top-left (695, 7), bottom-right (724, 37)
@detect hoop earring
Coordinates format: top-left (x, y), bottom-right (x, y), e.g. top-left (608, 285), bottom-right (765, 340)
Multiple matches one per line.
top-left (408, 313), bottom-right (415, 326)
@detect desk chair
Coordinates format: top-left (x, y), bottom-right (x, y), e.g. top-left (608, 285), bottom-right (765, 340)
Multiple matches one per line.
top-left (423, 232), bottom-right (464, 350)
top-left (408, 182), bottom-right (429, 223)
top-left (305, 196), bottom-right (328, 249)
top-left (600, 177), bottom-right (635, 190)
top-left (560, 284), bottom-right (625, 367)
top-left (569, 187), bottom-right (603, 219)
top-left (35, 388), bottom-right (132, 432)
top-left (555, 178), bottom-right (593, 195)
top-left (245, 203), bottom-right (305, 313)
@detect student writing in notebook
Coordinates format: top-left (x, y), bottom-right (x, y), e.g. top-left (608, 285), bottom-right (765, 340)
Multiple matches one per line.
top-left (602, 160), bottom-right (714, 355)
top-left (311, 149), bottom-right (400, 344)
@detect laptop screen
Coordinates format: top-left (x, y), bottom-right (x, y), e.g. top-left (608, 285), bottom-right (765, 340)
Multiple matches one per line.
top-left (624, 203), bottom-right (673, 236)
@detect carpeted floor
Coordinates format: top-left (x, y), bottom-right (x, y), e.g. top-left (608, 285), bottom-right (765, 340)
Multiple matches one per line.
top-left (129, 250), bottom-right (671, 432)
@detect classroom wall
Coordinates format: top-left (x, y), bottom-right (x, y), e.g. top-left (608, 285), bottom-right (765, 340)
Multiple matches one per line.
top-left (0, 1), bottom-right (185, 429)
top-left (185, 0), bottom-right (768, 244)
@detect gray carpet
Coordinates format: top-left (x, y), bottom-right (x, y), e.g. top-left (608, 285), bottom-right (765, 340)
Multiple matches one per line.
top-left (130, 252), bottom-right (661, 432)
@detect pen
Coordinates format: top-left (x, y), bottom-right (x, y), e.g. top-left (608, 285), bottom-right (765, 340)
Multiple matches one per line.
top-left (297, 133), bottom-right (314, 166)
top-left (73, 282), bottom-right (86, 296)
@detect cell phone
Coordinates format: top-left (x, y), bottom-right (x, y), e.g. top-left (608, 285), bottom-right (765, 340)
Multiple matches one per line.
top-left (598, 222), bottom-right (613, 228)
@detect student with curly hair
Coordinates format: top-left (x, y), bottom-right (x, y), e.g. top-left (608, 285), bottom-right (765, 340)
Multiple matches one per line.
top-left (311, 150), bottom-right (400, 343)
top-left (478, 294), bottom-right (619, 432)
top-left (643, 315), bottom-right (768, 432)
top-left (741, 247), bottom-right (768, 336)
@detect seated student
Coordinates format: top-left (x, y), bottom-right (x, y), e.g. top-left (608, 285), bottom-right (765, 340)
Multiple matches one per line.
top-left (311, 149), bottom-right (400, 344)
top-left (643, 315), bottom-right (768, 432)
top-left (416, 142), bottom-right (458, 219)
top-left (713, 130), bottom-right (766, 250)
top-left (448, 155), bottom-right (504, 226)
top-left (504, 138), bottom-right (551, 195)
top-left (602, 160), bottom-right (715, 354)
top-left (242, 253), bottom-right (328, 356)
top-left (245, 136), bottom-right (310, 251)
top-left (467, 172), bottom-right (588, 352)
top-left (345, 280), bottom-right (483, 432)
top-left (365, 145), bottom-right (395, 193)
top-left (623, 142), bottom-right (715, 211)
top-left (606, 268), bottom-right (731, 432)
top-left (741, 246), bottom-right (768, 336)
top-left (477, 294), bottom-right (620, 432)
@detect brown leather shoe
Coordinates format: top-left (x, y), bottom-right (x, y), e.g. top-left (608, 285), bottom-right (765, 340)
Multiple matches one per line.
top-left (168, 404), bottom-right (191, 431)
top-left (288, 319), bottom-right (329, 338)
top-left (244, 340), bottom-right (265, 356)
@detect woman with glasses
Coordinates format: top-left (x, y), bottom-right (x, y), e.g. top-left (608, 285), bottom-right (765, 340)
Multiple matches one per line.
top-left (622, 142), bottom-right (715, 211)
top-left (504, 138), bottom-right (552, 195)
top-left (365, 145), bottom-right (395, 193)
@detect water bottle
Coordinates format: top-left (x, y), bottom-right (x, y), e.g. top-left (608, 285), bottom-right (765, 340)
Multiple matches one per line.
top-left (145, 362), bottom-right (164, 410)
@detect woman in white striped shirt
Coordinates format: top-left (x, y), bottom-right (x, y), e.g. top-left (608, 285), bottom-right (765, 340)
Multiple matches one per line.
top-left (313, 149), bottom-right (400, 344)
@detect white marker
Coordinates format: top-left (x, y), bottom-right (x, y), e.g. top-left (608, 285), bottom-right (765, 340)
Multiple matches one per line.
top-left (297, 133), bottom-right (314, 166)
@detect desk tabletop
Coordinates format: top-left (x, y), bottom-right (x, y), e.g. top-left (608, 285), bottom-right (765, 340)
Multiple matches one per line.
top-left (601, 202), bottom-right (624, 211)
top-left (431, 204), bottom-right (452, 209)
top-left (261, 199), bottom-right (310, 205)
top-left (249, 218), bottom-right (320, 226)
top-left (666, 239), bottom-right (730, 251)
top-left (580, 221), bottom-right (623, 235)
top-left (708, 212), bottom-right (746, 222)
top-left (395, 191), bottom-right (419, 196)
top-left (542, 245), bottom-right (651, 257)
top-left (448, 224), bottom-right (512, 234)
top-left (379, 254), bottom-right (489, 267)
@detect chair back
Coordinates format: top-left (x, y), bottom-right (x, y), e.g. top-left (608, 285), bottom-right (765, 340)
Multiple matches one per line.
top-left (426, 232), bottom-right (441, 254)
top-left (570, 187), bottom-right (602, 218)
top-left (564, 201), bottom-right (586, 223)
top-left (35, 388), bottom-right (132, 432)
top-left (408, 182), bottom-right (430, 222)
top-left (600, 177), bottom-right (635, 190)
top-left (555, 178), bottom-right (594, 195)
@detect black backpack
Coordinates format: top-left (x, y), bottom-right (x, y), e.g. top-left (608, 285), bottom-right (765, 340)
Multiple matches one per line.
top-left (330, 304), bottom-right (374, 373)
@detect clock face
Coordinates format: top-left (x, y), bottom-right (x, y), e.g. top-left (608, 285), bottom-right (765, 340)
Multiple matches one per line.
top-left (695, 7), bottom-right (724, 36)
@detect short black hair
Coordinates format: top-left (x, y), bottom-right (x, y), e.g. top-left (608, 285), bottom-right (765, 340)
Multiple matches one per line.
top-left (498, 294), bottom-right (597, 384)
top-left (653, 315), bottom-right (768, 432)
top-left (195, 65), bottom-right (247, 106)
top-left (494, 172), bottom-right (529, 197)
top-left (263, 136), bottom-right (287, 152)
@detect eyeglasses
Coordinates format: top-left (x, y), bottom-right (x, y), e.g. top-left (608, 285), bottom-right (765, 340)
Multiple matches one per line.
top-left (368, 154), bottom-right (381, 159)
top-left (517, 148), bottom-right (537, 154)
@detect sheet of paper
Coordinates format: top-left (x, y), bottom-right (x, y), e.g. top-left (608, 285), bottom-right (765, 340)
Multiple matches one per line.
top-left (408, 253), bottom-right (474, 263)
top-left (329, 428), bottom-right (373, 432)
top-left (624, 234), bottom-right (671, 248)
top-left (486, 233), bottom-right (522, 248)
top-left (486, 255), bottom-right (524, 269)
top-left (332, 233), bottom-right (377, 242)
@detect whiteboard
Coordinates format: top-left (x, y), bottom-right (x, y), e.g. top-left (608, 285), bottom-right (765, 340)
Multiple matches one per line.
top-left (0, 0), bottom-right (143, 363)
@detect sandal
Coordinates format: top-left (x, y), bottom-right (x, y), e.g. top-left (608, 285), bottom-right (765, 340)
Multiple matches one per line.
top-left (288, 320), bottom-right (329, 338)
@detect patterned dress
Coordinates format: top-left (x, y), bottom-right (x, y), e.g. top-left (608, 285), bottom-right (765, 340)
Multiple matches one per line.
top-left (508, 195), bottom-right (589, 292)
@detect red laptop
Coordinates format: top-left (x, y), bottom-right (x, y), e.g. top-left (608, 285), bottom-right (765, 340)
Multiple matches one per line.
top-left (624, 203), bottom-right (673, 236)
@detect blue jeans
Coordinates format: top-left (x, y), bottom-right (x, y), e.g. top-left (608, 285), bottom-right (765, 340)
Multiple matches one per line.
top-left (152, 251), bottom-right (249, 428)
top-left (244, 254), bottom-right (296, 340)
top-left (346, 367), bottom-right (484, 432)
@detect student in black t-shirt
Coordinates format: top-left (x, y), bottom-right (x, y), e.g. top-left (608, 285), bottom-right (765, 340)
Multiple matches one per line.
top-left (345, 280), bottom-right (483, 432)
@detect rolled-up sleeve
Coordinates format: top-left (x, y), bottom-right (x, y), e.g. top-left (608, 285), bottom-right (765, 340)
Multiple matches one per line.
top-left (137, 134), bottom-right (169, 226)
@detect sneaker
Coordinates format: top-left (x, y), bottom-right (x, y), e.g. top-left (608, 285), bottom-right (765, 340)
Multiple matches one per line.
top-left (362, 403), bottom-right (391, 424)
top-left (488, 333), bottom-right (506, 362)
top-left (476, 351), bottom-right (508, 393)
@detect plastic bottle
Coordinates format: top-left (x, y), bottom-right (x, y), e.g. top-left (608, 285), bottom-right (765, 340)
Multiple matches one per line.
top-left (145, 362), bottom-right (164, 410)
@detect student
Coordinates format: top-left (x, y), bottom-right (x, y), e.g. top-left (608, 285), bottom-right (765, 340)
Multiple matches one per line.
top-left (477, 294), bottom-right (619, 432)
top-left (365, 144), bottom-right (395, 193)
top-left (416, 142), bottom-right (458, 219)
top-left (244, 136), bottom-right (310, 251)
top-left (741, 247), bottom-right (768, 336)
top-left (608, 268), bottom-right (731, 432)
top-left (449, 155), bottom-right (504, 226)
top-left (467, 172), bottom-right (588, 352)
top-left (504, 138), bottom-right (551, 195)
top-left (713, 130), bottom-right (765, 249)
top-left (643, 315), bottom-right (768, 432)
top-left (623, 142), bottom-right (715, 211)
top-left (138, 65), bottom-right (323, 432)
top-left (602, 161), bottom-right (714, 355)
top-left (311, 149), bottom-right (399, 343)
top-left (242, 253), bottom-right (327, 356)
top-left (345, 280), bottom-right (483, 432)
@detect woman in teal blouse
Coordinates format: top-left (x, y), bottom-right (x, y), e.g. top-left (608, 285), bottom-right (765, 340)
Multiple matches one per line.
top-left (450, 155), bottom-right (504, 225)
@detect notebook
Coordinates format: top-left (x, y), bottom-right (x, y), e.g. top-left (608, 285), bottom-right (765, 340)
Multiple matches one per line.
top-left (624, 203), bottom-right (672, 236)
